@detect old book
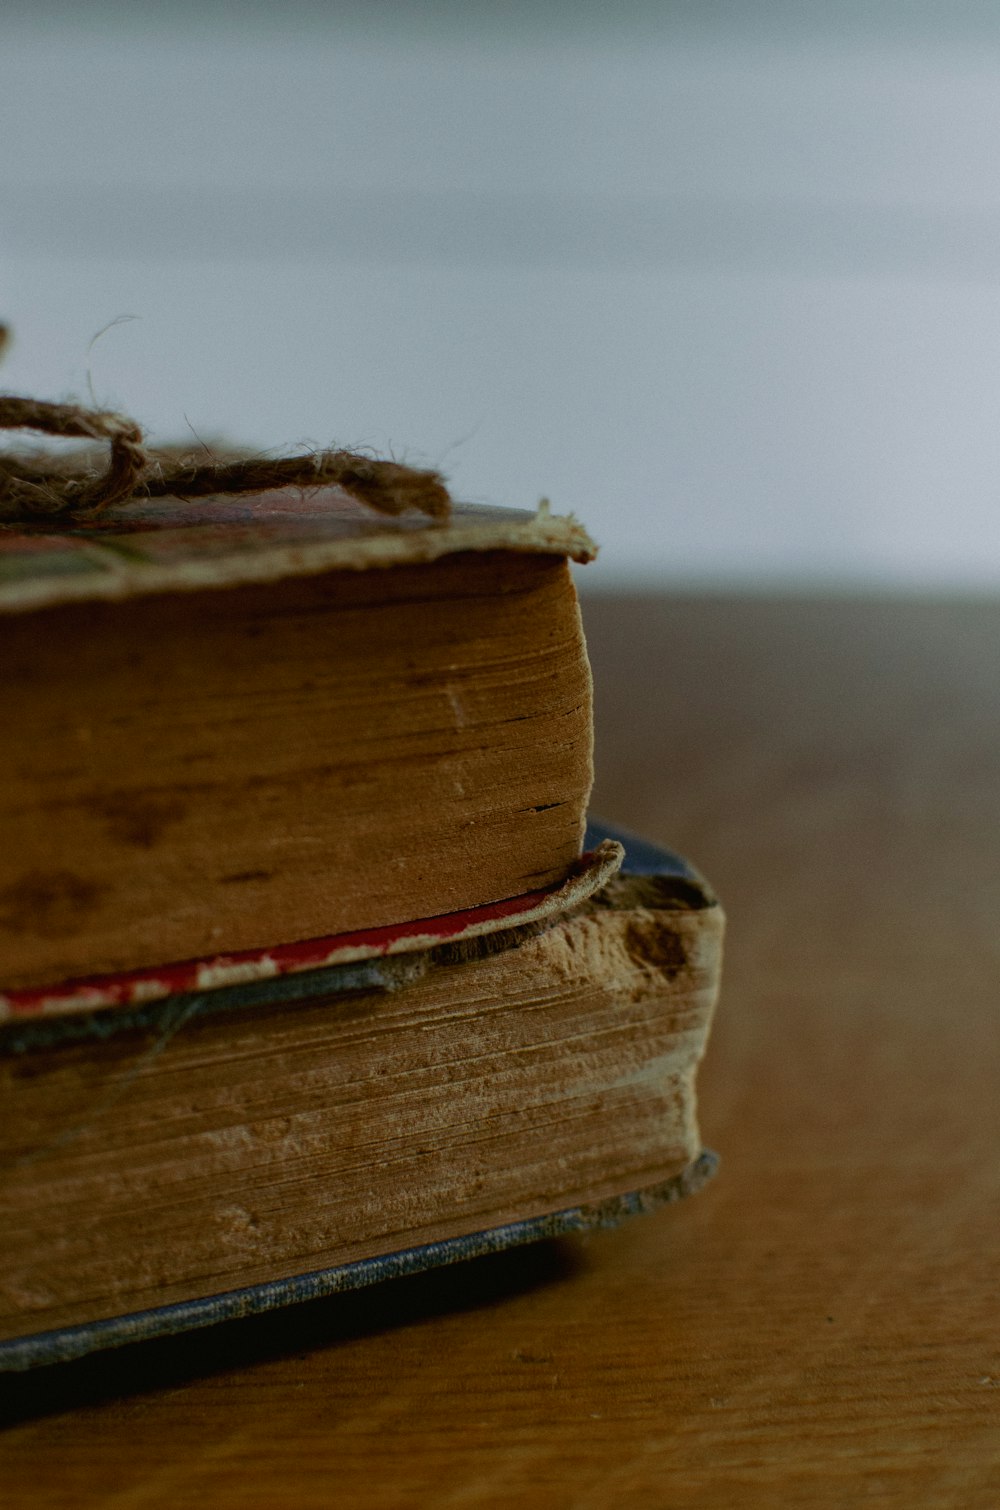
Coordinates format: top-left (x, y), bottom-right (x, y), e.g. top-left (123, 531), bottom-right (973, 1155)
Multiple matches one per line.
top-left (0, 492), bottom-right (595, 994)
top-left (0, 825), bottom-right (722, 1371)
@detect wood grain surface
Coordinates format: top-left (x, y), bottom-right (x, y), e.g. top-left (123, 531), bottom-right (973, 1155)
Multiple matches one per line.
top-left (2, 593), bottom-right (998, 1507)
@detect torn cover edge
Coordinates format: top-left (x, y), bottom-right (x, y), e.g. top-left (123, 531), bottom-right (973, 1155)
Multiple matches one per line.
top-left (0, 496), bottom-right (597, 615)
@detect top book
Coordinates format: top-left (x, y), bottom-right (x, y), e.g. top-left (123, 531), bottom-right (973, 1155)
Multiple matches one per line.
top-left (0, 490), bottom-right (598, 998)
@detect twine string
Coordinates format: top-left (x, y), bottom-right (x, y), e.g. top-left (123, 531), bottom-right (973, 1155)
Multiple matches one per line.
top-left (0, 390), bottom-right (451, 523)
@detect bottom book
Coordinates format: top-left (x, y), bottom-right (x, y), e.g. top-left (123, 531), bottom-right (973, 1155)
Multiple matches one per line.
top-left (0, 823), bottom-right (723, 1370)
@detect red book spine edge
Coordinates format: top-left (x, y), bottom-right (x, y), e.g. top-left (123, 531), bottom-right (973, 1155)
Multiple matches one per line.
top-left (0, 841), bottom-right (624, 1023)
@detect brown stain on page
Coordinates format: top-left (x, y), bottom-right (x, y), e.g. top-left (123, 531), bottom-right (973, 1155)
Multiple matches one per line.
top-left (0, 872), bottom-right (109, 940)
top-left (91, 793), bottom-right (189, 849)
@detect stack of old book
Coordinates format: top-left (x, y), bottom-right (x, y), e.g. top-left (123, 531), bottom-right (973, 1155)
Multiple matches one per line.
top-left (0, 488), bottom-right (723, 1369)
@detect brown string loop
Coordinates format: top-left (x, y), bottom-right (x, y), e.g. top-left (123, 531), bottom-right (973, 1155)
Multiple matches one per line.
top-left (0, 398), bottom-right (145, 519)
top-left (0, 392), bottom-right (451, 524)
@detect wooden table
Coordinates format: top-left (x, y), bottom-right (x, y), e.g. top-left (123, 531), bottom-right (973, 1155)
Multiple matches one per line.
top-left (2, 594), bottom-right (998, 1507)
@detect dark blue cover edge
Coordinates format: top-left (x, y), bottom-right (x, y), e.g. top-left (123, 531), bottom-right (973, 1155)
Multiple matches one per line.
top-left (0, 1153), bottom-right (718, 1372)
top-left (584, 818), bottom-right (701, 879)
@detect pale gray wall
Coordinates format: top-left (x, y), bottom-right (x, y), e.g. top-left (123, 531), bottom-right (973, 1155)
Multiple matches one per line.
top-left (4, 4), bottom-right (1000, 586)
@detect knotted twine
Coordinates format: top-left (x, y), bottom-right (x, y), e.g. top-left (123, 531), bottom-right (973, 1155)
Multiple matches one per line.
top-left (0, 348), bottom-right (451, 524)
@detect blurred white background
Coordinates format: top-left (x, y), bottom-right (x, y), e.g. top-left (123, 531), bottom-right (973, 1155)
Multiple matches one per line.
top-left (4, 1), bottom-right (1000, 587)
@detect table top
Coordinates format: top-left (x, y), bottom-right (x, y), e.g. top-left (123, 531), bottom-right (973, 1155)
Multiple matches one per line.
top-left (2, 593), bottom-right (998, 1508)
